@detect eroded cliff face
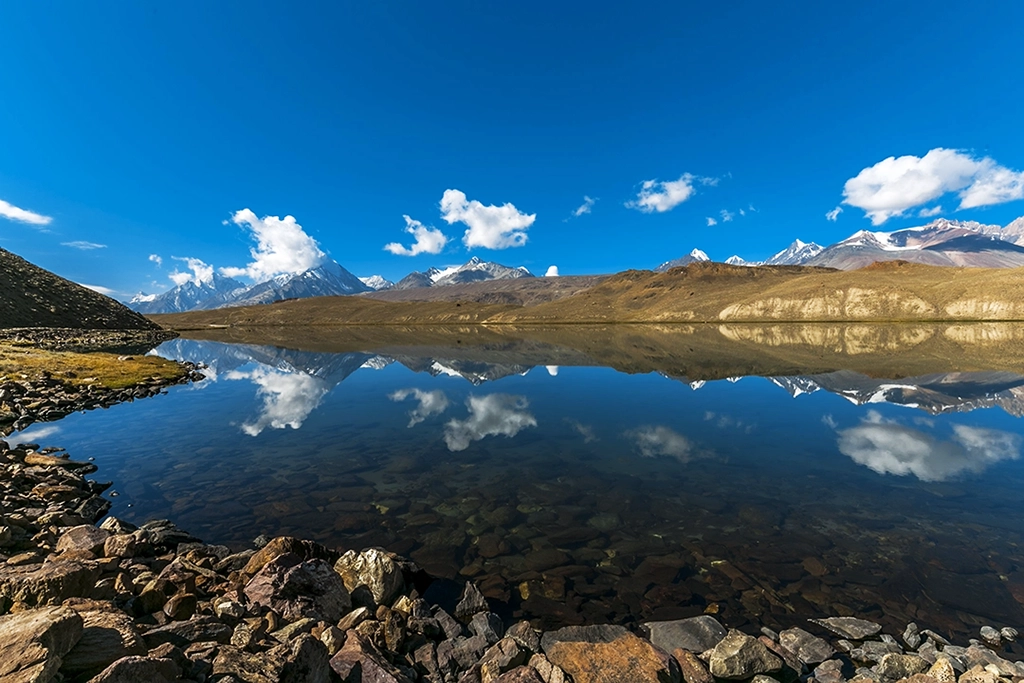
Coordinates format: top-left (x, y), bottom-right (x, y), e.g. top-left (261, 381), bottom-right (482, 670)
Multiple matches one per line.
top-left (717, 324), bottom-right (935, 355)
top-left (718, 288), bottom-right (936, 321)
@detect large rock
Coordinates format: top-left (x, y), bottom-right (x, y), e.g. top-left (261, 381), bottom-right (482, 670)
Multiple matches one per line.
top-left (334, 547), bottom-right (405, 607)
top-left (61, 599), bottom-right (147, 679)
top-left (141, 615), bottom-right (233, 649)
top-left (877, 653), bottom-right (928, 680)
top-left (329, 631), bottom-right (411, 682)
top-left (213, 645), bottom-right (288, 683)
top-left (86, 656), bottom-right (180, 683)
top-left (241, 536), bottom-right (339, 577)
top-left (541, 624), bottom-right (678, 683)
top-left (641, 616), bottom-right (726, 654)
top-left (707, 630), bottom-right (783, 680)
top-left (673, 648), bottom-right (713, 683)
top-left (0, 606), bottom-right (84, 683)
top-left (244, 553), bottom-right (351, 623)
top-left (0, 560), bottom-right (102, 607)
top-left (778, 627), bottom-right (835, 665)
top-left (56, 525), bottom-right (110, 555)
top-left (809, 617), bottom-right (881, 640)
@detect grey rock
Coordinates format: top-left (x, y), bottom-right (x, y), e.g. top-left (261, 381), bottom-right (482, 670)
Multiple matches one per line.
top-left (455, 582), bottom-right (488, 621)
top-left (244, 553), bottom-right (351, 623)
top-left (470, 612), bottom-right (505, 645)
top-left (142, 615), bottom-right (233, 649)
top-left (333, 547), bottom-right (405, 607)
top-left (1000, 626), bottom-right (1018, 641)
top-left (507, 621), bottom-right (541, 653)
top-left (813, 659), bottom-right (846, 683)
top-left (87, 656), bottom-right (180, 683)
top-left (453, 634), bottom-right (490, 670)
top-left (779, 626), bottom-right (835, 665)
top-left (0, 605), bottom-right (84, 683)
top-left (434, 606), bottom-right (464, 640)
top-left (979, 626), bottom-right (1001, 648)
top-left (707, 629), bottom-right (783, 680)
top-left (876, 653), bottom-right (928, 680)
top-left (329, 631), bottom-right (410, 682)
top-left (962, 645), bottom-right (1019, 678)
top-left (920, 629), bottom-right (950, 646)
top-left (641, 615), bottom-right (727, 654)
top-left (810, 617), bottom-right (882, 640)
top-left (855, 640), bottom-right (902, 664)
top-left (903, 623), bottom-right (921, 650)
top-left (879, 634), bottom-right (900, 648)
top-left (760, 627), bottom-right (779, 641)
top-left (477, 637), bottom-right (529, 681)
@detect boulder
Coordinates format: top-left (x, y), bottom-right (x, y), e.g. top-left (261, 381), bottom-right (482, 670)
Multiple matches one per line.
top-left (455, 582), bottom-right (489, 621)
top-left (56, 525), bottom-right (110, 555)
top-left (779, 627), bottom-right (835, 665)
top-left (142, 615), bottom-right (233, 649)
top-left (927, 657), bottom-right (957, 683)
top-left (809, 617), bottom-right (882, 640)
top-left (214, 644), bottom-right (288, 683)
top-left (244, 553), bottom-right (351, 624)
top-left (641, 615), bottom-right (727, 654)
top-left (470, 612), bottom-right (505, 645)
top-left (707, 629), bottom-right (783, 680)
top-left (0, 559), bottom-right (102, 606)
top-left (0, 606), bottom-right (83, 683)
top-left (541, 624), bottom-right (678, 683)
top-left (241, 536), bottom-right (338, 577)
top-left (877, 653), bottom-right (928, 680)
top-left (61, 599), bottom-right (147, 679)
top-left (334, 547), bottom-right (405, 606)
top-left (477, 636), bottom-right (530, 681)
top-left (329, 631), bottom-right (411, 682)
top-left (86, 656), bottom-right (180, 683)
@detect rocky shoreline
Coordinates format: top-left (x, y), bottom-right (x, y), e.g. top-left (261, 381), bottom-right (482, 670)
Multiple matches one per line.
top-left (0, 328), bottom-right (179, 354)
top-left (0, 360), bottom-right (205, 435)
top-left (1, 437), bottom-right (1023, 683)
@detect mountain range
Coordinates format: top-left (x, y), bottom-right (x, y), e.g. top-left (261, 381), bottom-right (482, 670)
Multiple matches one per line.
top-left (131, 256), bottom-right (533, 314)
top-left (662, 216), bottom-right (1024, 270)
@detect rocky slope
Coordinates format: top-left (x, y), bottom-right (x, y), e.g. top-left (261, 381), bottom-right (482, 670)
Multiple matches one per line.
top-left (0, 248), bottom-right (160, 330)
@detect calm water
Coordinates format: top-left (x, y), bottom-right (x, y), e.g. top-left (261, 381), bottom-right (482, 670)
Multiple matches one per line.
top-left (12, 330), bottom-right (1024, 639)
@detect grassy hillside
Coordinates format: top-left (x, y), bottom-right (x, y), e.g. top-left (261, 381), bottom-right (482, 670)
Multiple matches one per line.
top-left (0, 247), bottom-right (159, 329)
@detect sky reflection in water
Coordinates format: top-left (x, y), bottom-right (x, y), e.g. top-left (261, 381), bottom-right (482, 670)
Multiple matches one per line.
top-left (12, 337), bottom-right (1024, 637)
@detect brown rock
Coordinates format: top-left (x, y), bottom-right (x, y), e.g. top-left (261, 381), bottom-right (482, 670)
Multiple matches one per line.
top-left (86, 655), bottom-right (180, 683)
top-left (926, 658), bottom-right (957, 683)
top-left (244, 553), bottom-right (351, 624)
top-left (163, 593), bottom-right (198, 621)
top-left (56, 525), bottom-right (110, 555)
top-left (0, 606), bottom-right (83, 683)
top-left (241, 536), bottom-right (339, 577)
top-left (103, 535), bottom-right (136, 559)
top-left (707, 630), bottom-right (783, 680)
top-left (495, 667), bottom-right (545, 683)
top-left (673, 648), bottom-right (714, 683)
top-left (61, 599), bottom-right (147, 679)
top-left (142, 615), bottom-right (233, 649)
top-left (24, 452), bottom-right (90, 468)
top-left (877, 653), bottom-right (928, 681)
top-left (0, 559), bottom-right (102, 606)
top-left (526, 654), bottom-right (569, 683)
top-left (334, 547), bottom-right (405, 607)
top-left (329, 631), bottom-right (410, 682)
top-left (541, 624), bottom-right (678, 683)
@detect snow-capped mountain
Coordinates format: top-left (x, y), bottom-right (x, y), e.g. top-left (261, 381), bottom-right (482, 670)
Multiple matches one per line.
top-left (806, 217), bottom-right (1024, 270)
top-left (724, 255), bottom-right (749, 266)
top-left (761, 239), bottom-right (824, 266)
top-left (130, 273), bottom-right (248, 314)
top-left (394, 257), bottom-right (533, 289)
top-left (130, 260), bottom-right (368, 313)
top-left (358, 275), bottom-right (394, 291)
top-left (655, 248), bottom-right (710, 272)
top-left (227, 260), bottom-right (370, 307)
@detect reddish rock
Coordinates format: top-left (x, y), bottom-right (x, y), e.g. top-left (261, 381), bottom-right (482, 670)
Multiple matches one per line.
top-left (244, 553), bottom-right (351, 624)
top-left (541, 624), bottom-right (678, 683)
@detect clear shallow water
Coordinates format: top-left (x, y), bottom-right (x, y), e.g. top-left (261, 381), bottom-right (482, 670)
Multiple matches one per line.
top-left (12, 334), bottom-right (1024, 639)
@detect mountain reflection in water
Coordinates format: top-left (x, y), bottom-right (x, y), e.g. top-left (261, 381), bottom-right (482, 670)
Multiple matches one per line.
top-left (16, 327), bottom-right (1024, 642)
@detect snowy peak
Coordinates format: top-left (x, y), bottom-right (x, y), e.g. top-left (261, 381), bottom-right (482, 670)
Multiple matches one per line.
top-left (130, 273), bottom-right (248, 314)
top-left (359, 275), bottom-right (394, 291)
top-left (655, 248), bottom-right (711, 272)
top-left (395, 258), bottom-right (534, 289)
top-left (762, 239), bottom-right (824, 266)
top-left (724, 255), bottom-right (748, 266)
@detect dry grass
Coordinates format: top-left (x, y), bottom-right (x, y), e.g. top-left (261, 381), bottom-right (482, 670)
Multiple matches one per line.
top-left (0, 342), bottom-right (186, 389)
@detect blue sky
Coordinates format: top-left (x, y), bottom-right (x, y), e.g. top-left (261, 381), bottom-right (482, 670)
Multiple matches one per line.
top-left (2, 2), bottom-right (1023, 297)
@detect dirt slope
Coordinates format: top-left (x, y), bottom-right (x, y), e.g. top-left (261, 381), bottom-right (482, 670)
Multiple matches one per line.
top-left (361, 275), bottom-right (607, 305)
top-left (0, 248), bottom-right (160, 330)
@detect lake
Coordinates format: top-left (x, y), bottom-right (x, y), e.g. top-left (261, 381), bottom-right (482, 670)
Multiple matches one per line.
top-left (11, 324), bottom-right (1024, 641)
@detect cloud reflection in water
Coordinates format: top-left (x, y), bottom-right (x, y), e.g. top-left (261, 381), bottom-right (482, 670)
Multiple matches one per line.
top-left (225, 368), bottom-right (330, 436)
top-left (444, 394), bottom-right (537, 452)
top-left (389, 388), bottom-right (450, 427)
top-left (836, 410), bottom-right (1020, 481)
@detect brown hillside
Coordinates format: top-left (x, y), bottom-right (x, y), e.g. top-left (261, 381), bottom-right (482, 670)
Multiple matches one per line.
top-left (0, 248), bottom-right (160, 330)
top-left (361, 275), bottom-right (607, 305)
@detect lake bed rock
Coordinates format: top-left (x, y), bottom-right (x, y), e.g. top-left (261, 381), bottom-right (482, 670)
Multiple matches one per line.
top-left (810, 617), bottom-right (883, 640)
top-left (708, 629), bottom-right (783, 680)
top-left (641, 615), bottom-right (727, 654)
top-left (780, 626), bottom-right (836, 665)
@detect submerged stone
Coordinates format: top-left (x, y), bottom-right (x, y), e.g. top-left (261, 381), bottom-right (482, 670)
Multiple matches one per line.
top-left (810, 617), bottom-right (882, 640)
top-left (641, 615), bottom-right (727, 654)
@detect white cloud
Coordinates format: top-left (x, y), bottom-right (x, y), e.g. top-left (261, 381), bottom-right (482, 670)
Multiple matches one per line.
top-left (384, 215), bottom-right (449, 256)
top-left (628, 425), bottom-right (699, 462)
top-left (6, 424), bottom-right (61, 447)
top-left (169, 257), bottom-right (215, 286)
top-left (626, 174), bottom-right (711, 213)
top-left (821, 414), bottom-right (838, 429)
top-left (720, 209), bottom-right (735, 222)
top-left (566, 419), bottom-right (597, 443)
top-left (837, 411), bottom-right (1020, 482)
top-left (62, 241), bottom-right (106, 250)
top-left (825, 206), bottom-right (843, 222)
top-left (78, 283), bottom-right (116, 296)
top-left (444, 393), bottom-right (537, 451)
top-left (220, 209), bottom-right (327, 281)
top-left (149, 254), bottom-right (163, 267)
top-left (918, 206), bottom-right (943, 218)
top-left (0, 198), bottom-right (52, 226)
top-left (544, 265), bottom-right (559, 277)
top-left (440, 189), bottom-right (535, 249)
top-left (225, 367), bottom-right (329, 436)
top-left (545, 365), bottom-right (559, 376)
top-left (842, 148), bottom-right (1024, 225)
top-left (570, 195), bottom-right (596, 218)
top-left (706, 217), bottom-right (718, 227)
top-left (739, 208), bottom-right (746, 217)
top-left (389, 388), bottom-right (450, 427)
